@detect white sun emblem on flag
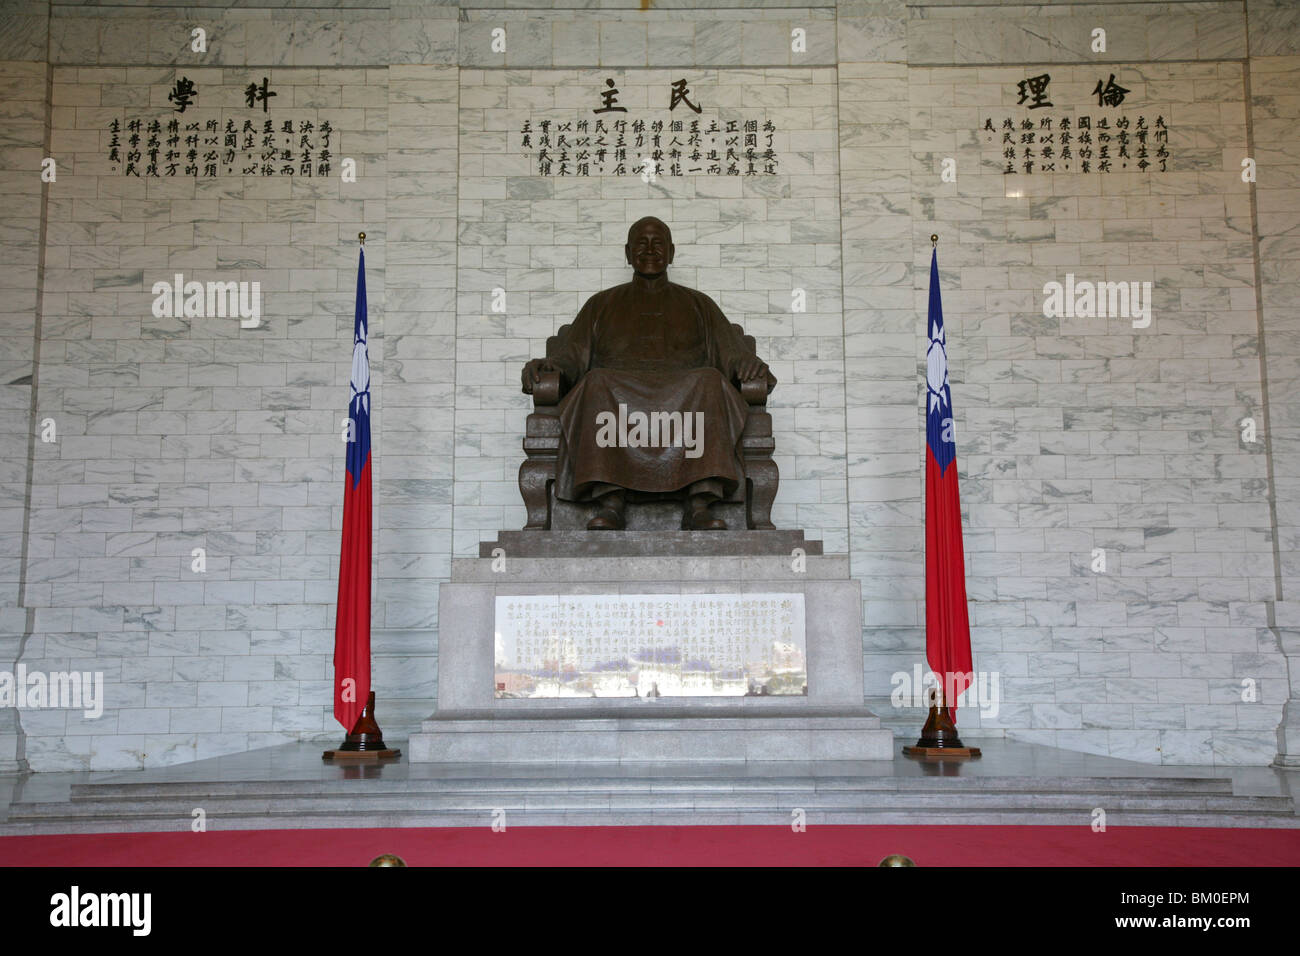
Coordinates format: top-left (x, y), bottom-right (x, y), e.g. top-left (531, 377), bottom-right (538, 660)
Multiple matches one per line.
top-left (926, 320), bottom-right (949, 414)
top-left (350, 319), bottom-right (369, 415)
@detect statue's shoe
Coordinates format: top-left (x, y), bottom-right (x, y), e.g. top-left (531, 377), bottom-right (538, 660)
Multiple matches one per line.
top-left (587, 507), bottom-right (625, 530)
top-left (683, 509), bottom-right (726, 531)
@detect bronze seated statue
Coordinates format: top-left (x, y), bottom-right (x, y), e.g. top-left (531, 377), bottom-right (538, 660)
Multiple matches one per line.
top-left (519, 217), bottom-right (779, 532)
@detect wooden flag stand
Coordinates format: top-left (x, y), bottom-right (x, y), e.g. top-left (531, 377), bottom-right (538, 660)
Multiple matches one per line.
top-left (902, 687), bottom-right (981, 758)
top-left (323, 691), bottom-right (401, 761)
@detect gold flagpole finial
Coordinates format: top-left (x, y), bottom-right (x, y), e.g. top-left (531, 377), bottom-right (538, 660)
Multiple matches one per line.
top-left (358, 232), bottom-right (366, 246)
top-left (931, 234), bottom-right (938, 247)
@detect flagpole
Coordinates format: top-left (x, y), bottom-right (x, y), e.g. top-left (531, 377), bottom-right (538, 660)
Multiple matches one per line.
top-left (903, 233), bottom-right (980, 759)
top-left (324, 230), bottom-right (399, 761)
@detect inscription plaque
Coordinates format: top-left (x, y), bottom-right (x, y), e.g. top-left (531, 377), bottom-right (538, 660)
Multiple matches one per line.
top-left (494, 593), bottom-right (806, 698)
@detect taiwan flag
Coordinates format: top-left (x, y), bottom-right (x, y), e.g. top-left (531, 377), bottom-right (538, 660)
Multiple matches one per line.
top-left (333, 246), bottom-right (372, 732)
top-left (924, 247), bottom-right (973, 721)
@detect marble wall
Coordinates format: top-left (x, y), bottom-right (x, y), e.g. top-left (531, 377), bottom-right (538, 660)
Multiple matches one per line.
top-left (0, 0), bottom-right (1297, 771)
top-left (453, 66), bottom-right (845, 555)
top-left (1249, 49), bottom-right (1300, 767)
top-left (15, 64), bottom-right (388, 768)
top-left (878, 59), bottom-right (1281, 764)
top-left (0, 56), bottom-right (47, 770)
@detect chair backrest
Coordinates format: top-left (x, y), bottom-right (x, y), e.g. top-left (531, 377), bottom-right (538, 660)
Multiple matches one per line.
top-left (545, 324), bottom-right (572, 359)
top-left (733, 323), bottom-right (757, 356)
top-left (545, 322), bottom-right (757, 358)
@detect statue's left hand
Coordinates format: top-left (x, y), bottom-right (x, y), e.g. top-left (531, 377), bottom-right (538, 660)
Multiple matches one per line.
top-left (734, 357), bottom-right (770, 383)
top-left (522, 357), bottom-right (559, 394)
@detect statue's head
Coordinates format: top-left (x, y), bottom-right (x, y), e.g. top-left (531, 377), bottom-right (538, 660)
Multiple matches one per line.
top-left (625, 217), bottom-right (674, 278)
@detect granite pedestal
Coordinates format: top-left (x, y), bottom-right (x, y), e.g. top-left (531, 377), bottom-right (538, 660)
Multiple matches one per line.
top-left (409, 543), bottom-right (894, 763)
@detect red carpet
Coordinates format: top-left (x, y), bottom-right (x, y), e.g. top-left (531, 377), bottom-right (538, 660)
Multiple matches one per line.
top-left (1, 825), bottom-right (1297, 866)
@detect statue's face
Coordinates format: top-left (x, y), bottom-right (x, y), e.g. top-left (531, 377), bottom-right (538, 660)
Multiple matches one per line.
top-left (625, 222), bottom-right (674, 277)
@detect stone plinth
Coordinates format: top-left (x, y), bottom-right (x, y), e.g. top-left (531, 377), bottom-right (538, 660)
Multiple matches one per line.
top-left (408, 551), bottom-right (894, 763)
top-left (480, 529), bottom-right (823, 557)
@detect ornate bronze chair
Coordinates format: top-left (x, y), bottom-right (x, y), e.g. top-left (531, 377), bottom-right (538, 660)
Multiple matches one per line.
top-left (519, 322), bottom-right (778, 531)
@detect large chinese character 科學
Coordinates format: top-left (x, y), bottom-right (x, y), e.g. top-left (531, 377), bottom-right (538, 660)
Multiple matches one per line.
top-left (168, 77), bottom-right (197, 113)
top-left (246, 76), bottom-right (278, 112)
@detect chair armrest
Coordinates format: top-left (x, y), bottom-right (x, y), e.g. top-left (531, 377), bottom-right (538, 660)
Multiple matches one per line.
top-left (530, 370), bottom-right (564, 406)
top-left (739, 378), bottom-right (769, 406)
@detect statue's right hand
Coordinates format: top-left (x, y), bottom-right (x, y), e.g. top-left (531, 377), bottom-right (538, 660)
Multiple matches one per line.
top-left (521, 358), bottom-right (557, 393)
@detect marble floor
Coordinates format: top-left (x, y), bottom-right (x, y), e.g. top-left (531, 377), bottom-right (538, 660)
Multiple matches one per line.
top-left (1, 738), bottom-right (1297, 833)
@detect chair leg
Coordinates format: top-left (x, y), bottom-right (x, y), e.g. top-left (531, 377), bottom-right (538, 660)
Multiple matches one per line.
top-left (520, 459), bottom-right (554, 530)
top-left (745, 460), bottom-right (778, 530)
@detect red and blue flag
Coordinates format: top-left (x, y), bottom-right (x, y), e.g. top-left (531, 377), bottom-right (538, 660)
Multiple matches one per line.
top-left (334, 246), bottom-right (371, 732)
top-left (924, 248), bottom-right (973, 721)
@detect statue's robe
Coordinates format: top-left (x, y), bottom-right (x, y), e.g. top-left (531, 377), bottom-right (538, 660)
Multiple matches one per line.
top-left (547, 272), bottom-right (776, 503)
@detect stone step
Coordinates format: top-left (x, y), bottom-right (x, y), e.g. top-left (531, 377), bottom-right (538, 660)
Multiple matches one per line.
top-left (62, 773), bottom-right (1238, 800)
top-left (8, 755), bottom-right (1290, 834)
top-left (411, 715), bottom-right (896, 762)
top-left (11, 789), bottom-right (1291, 818)
top-left (4, 806), bottom-right (1297, 834)
top-left (419, 712), bottom-right (886, 727)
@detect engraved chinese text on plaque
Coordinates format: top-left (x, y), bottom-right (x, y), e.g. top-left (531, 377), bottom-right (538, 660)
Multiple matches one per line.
top-left (494, 593), bottom-right (806, 698)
